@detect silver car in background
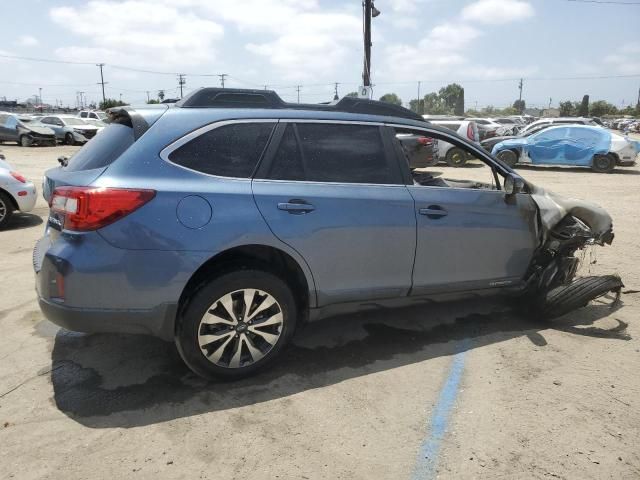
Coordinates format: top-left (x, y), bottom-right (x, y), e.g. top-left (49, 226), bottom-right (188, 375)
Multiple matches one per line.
top-left (36, 115), bottom-right (99, 145)
top-left (0, 153), bottom-right (37, 228)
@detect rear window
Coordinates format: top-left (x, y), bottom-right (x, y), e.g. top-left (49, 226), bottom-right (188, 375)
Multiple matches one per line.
top-left (168, 122), bottom-right (275, 178)
top-left (65, 123), bottom-right (134, 172)
top-left (438, 122), bottom-right (461, 132)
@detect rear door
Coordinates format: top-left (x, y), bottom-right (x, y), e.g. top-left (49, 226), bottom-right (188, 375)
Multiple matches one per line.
top-left (526, 127), bottom-right (569, 164)
top-left (252, 121), bottom-right (416, 306)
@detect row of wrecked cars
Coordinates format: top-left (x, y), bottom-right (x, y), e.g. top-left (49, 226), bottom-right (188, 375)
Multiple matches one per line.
top-left (404, 116), bottom-right (639, 173)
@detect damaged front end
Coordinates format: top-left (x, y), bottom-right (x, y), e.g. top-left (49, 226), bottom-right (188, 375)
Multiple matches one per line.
top-left (523, 185), bottom-right (623, 319)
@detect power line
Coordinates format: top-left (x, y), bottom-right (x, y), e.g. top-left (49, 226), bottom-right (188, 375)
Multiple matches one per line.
top-left (565, 0), bottom-right (640, 4)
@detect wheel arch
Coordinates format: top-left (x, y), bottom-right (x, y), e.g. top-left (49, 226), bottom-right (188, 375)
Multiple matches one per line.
top-left (0, 187), bottom-right (19, 211)
top-left (177, 244), bottom-right (314, 330)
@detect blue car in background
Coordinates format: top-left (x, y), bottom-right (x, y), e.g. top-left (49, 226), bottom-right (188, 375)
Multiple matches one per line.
top-left (492, 125), bottom-right (639, 173)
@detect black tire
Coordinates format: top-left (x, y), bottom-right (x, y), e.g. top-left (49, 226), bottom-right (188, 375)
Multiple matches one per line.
top-left (497, 149), bottom-right (518, 168)
top-left (0, 191), bottom-right (14, 229)
top-left (536, 275), bottom-right (623, 320)
top-left (445, 147), bottom-right (467, 167)
top-left (19, 135), bottom-right (32, 147)
top-left (592, 154), bottom-right (614, 173)
top-left (64, 133), bottom-right (75, 145)
top-left (176, 269), bottom-right (298, 380)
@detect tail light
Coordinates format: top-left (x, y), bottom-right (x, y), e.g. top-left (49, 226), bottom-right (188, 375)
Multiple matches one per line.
top-left (467, 123), bottom-right (475, 141)
top-left (10, 171), bottom-right (27, 183)
top-left (50, 187), bottom-right (155, 231)
top-left (417, 136), bottom-right (434, 146)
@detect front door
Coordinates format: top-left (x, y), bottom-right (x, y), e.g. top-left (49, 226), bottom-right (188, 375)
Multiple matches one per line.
top-left (393, 129), bottom-right (539, 295)
top-left (253, 122), bottom-right (416, 306)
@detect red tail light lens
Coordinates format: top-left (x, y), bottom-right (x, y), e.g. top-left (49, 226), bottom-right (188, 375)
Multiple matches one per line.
top-left (10, 171), bottom-right (27, 183)
top-left (50, 187), bottom-right (156, 231)
top-left (416, 136), bottom-right (434, 146)
top-left (467, 123), bottom-right (475, 141)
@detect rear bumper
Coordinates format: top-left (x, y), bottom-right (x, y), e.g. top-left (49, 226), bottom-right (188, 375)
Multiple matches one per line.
top-left (38, 296), bottom-right (177, 340)
top-left (14, 182), bottom-right (37, 212)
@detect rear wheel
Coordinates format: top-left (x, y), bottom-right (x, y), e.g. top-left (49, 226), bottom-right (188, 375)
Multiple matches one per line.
top-left (19, 135), bottom-right (32, 147)
top-left (176, 269), bottom-right (297, 380)
top-left (445, 147), bottom-right (467, 167)
top-left (64, 133), bottom-right (75, 145)
top-left (592, 154), bottom-right (614, 173)
top-left (497, 149), bottom-right (518, 167)
top-left (0, 191), bottom-right (14, 229)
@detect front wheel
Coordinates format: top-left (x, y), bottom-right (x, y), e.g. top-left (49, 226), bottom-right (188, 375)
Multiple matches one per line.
top-left (176, 269), bottom-right (297, 380)
top-left (19, 135), bottom-right (32, 147)
top-left (64, 133), bottom-right (75, 145)
top-left (445, 147), bottom-right (467, 167)
top-left (592, 154), bottom-right (614, 173)
top-left (497, 149), bottom-right (518, 167)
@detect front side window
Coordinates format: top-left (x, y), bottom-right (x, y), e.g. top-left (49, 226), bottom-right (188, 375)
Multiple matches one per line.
top-left (5, 116), bottom-right (18, 129)
top-left (394, 127), bottom-right (500, 191)
top-left (168, 122), bottom-right (275, 178)
top-left (267, 123), bottom-right (394, 184)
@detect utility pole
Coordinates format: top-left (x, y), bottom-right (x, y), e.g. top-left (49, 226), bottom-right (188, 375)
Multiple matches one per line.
top-left (333, 82), bottom-right (339, 101)
top-left (146, 91), bottom-right (150, 103)
top-left (218, 74), bottom-right (228, 88)
top-left (549, 97), bottom-right (552, 109)
top-left (38, 87), bottom-right (42, 105)
top-left (263, 85), bottom-right (268, 90)
top-left (119, 93), bottom-right (122, 102)
top-left (518, 78), bottom-right (522, 102)
top-left (416, 81), bottom-right (421, 114)
top-left (78, 91), bottom-right (85, 109)
top-left (363, 0), bottom-right (372, 88)
top-left (96, 63), bottom-right (107, 104)
top-left (296, 85), bottom-right (301, 103)
top-left (178, 74), bottom-right (186, 98)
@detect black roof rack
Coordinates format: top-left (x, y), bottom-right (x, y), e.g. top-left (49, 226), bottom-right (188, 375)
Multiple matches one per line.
top-left (176, 88), bottom-right (425, 122)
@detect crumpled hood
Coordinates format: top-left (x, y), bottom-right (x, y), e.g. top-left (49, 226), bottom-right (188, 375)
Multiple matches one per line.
top-left (491, 137), bottom-right (528, 155)
top-left (529, 183), bottom-right (613, 242)
top-left (25, 125), bottom-right (55, 135)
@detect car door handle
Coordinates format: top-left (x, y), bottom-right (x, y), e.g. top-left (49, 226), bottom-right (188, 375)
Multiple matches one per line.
top-left (419, 205), bottom-right (448, 219)
top-left (277, 200), bottom-right (316, 214)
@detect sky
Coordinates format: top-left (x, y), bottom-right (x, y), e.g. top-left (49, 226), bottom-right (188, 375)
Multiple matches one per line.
top-left (0, 0), bottom-right (639, 110)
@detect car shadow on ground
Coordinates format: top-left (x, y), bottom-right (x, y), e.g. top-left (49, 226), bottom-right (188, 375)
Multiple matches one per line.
top-left (48, 296), bottom-right (629, 429)
top-left (1, 213), bottom-right (43, 231)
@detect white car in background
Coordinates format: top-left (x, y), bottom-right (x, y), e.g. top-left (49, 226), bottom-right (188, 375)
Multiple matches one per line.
top-left (0, 153), bottom-right (37, 228)
top-left (77, 110), bottom-right (107, 121)
top-left (425, 118), bottom-right (480, 166)
top-left (520, 117), bottom-right (598, 135)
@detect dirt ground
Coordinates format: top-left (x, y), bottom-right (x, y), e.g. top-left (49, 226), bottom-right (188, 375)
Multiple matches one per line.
top-left (0, 138), bottom-right (639, 480)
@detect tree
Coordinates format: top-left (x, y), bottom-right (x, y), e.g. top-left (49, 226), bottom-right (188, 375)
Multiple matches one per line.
top-left (99, 98), bottom-right (128, 110)
top-left (454, 88), bottom-right (465, 116)
top-left (409, 98), bottom-right (424, 114)
top-left (590, 100), bottom-right (617, 117)
top-left (379, 93), bottom-right (402, 106)
top-left (559, 101), bottom-right (574, 116)
top-left (158, 90), bottom-right (165, 101)
top-left (147, 99), bottom-right (160, 104)
top-left (513, 99), bottom-right (525, 113)
top-left (345, 91), bottom-right (358, 98)
top-left (579, 95), bottom-right (589, 117)
top-left (423, 92), bottom-right (448, 114)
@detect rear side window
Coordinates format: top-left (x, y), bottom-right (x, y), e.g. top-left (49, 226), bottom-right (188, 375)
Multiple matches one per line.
top-left (438, 123), bottom-right (461, 132)
top-left (169, 122), bottom-right (275, 178)
top-left (279, 123), bottom-right (393, 184)
top-left (65, 123), bottom-right (134, 172)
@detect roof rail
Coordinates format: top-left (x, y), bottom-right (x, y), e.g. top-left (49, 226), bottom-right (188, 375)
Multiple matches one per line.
top-left (176, 88), bottom-right (425, 122)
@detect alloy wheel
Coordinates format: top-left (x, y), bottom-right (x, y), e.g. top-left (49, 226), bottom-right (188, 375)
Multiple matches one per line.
top-left (197, 289), bottom-right (284, 368)
top-left (0, 198), bottom-right (6, 223)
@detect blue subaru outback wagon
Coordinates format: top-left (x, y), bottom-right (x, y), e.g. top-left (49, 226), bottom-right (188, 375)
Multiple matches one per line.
top-left (33, 88), bottom-right (616, 379)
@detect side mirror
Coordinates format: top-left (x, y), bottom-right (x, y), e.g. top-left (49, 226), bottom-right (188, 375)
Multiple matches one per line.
top-left (504, 173), bottom-right (525, 195)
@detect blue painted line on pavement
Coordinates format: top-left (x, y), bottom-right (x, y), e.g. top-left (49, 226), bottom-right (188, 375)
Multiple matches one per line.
top-left (412, 340), bottom-right (470, 480)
